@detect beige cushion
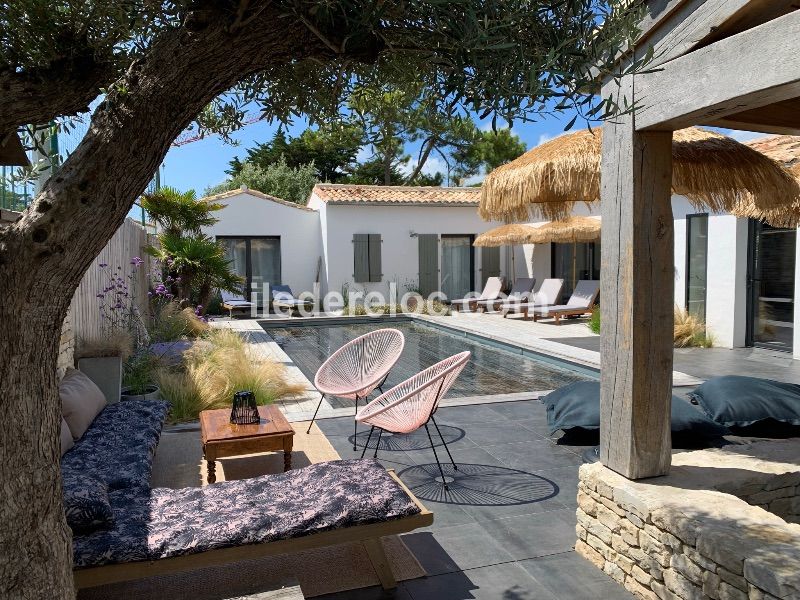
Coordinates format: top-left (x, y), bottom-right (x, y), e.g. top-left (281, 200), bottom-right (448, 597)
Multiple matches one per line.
top-left (60, 418), bottom-right (74, 456)
top-left (60, 368), bottom-right (107, 440)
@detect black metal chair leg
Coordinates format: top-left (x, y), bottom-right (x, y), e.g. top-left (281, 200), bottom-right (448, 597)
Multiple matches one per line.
top-left (361, 426), bottom-right (375, 459)
top-left (353, 396), bottom-right (359, 451)
top-left (431, 415), bottom-right (457, 470)
top-left (425, 423), bottom-right (449, 491)
top-left (306, 393), bottom-right (325, 434)
top-left (374, 428), bottom-right (383, 459)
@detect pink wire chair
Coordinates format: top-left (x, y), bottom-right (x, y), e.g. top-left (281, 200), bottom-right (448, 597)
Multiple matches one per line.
top-left (356, 351), bottom-right (471, 490)
top-left (306, 328), bottom-right (405, 449)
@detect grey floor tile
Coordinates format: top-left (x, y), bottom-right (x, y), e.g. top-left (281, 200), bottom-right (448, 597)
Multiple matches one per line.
top-left (403, 562), bottom-right (558, 600)
top-left (478, 509), bottom-right (578, 560)
top-left (400, 525), bottom-right (515, 576)
top-left (487, 401), bottom-right (548, 422)
top-left (520, 552), bottom-right (635, 600)
top-left (483, 440), bottom-right (584, 472)
top-left (463, 422), bottom-right (544, 447)
top-left (435, 404), bottom-right (514, 425)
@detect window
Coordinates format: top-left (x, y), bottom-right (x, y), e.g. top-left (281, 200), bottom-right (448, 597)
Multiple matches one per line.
top-left (685, 214), bottom-right (708, 321)
top-left (217, 236), bottom-right (281, 304)
top-left (353, 234), bottom-right (382, 282)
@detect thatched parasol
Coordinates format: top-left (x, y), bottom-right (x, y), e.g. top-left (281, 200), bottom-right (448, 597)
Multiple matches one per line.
top-left (526, 216), bottom-right (601, 290)
top-left (479, 127), bottom-right (800, 226)
top-left (474, 223), bottom-right (541, 279)
top-left (523, 216), bottom-right (600, 244)
top-left (474, 223), bottom-right (540, 247)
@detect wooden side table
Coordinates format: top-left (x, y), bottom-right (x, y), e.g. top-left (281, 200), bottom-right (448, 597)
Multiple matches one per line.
top-left (200, 404), bottom-right (295, 484)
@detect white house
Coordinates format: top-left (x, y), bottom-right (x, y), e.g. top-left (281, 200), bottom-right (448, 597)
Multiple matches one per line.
top-left (203, 135), bottom-right (800, 359)
top-left (202, 188), bottom-right (321, 305)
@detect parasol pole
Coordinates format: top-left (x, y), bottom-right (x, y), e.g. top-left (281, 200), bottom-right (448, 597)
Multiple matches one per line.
top-left (572, 241), bottom-right (577, 292)
top-left (511, 245), bottom-right (517, 281)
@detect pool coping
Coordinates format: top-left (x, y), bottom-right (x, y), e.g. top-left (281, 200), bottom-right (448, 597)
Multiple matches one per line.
top-left (257, 313), bottom-right (703, 388)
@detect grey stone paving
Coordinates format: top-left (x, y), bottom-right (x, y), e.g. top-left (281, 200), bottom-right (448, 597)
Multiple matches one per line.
top-left (315, 400), bottom-right (634, 600)
top-left (548, 337), bottom-right (800, 384)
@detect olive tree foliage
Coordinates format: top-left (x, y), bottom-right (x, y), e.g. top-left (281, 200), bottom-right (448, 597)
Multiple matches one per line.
top-left (0, 1), bottom-right (646, 598)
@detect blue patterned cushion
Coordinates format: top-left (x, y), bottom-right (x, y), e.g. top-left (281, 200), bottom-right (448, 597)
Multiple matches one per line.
top-left (61, 399), bottom-right (170, 490)
top-left (72, 459), bottom-right (421, 568)
top-left (63, 474), bottom-right (114, 534)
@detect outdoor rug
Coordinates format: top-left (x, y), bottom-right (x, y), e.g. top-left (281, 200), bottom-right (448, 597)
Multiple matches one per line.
top-left (78, 421), bottom-right (426, 599)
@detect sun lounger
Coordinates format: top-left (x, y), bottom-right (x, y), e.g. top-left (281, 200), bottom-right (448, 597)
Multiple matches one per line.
top-left (449, 276), bottom-right (504, 312)
top-left (529, 279), bottom-right (600, 324)
top-left (271, 285), bottom-right (315, 315)
top-left (502, 278), bottom-right (564, 319)
top-left (221, 290), bottom-right (255, 317)
top-left (73, 460), bottom-right (432, 591)
top-left (476, 277), bottom-right (536, 312)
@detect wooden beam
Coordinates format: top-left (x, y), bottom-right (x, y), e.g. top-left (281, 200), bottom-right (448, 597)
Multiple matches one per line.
top-left (600, 76), bottom-right (674, 480)
top-left (635, 10), bottom-right (800, 131)
top-left (708, 98), bottom-right (800, 135)
top-left (637, 0), bottom-right (798, 67)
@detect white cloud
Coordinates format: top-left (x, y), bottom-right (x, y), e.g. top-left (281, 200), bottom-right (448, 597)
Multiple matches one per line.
top-left (536, 131), bottom-right (568, 147)
top-left (400, 155), bottom-right (447, 177)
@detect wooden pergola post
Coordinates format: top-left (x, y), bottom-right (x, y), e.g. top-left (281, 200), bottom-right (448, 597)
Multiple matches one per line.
top-left (599, 76), bottom-right (674, 480)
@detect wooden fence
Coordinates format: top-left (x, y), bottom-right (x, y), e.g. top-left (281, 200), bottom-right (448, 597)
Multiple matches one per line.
top-left (70, 218), bottom-right (152, 344)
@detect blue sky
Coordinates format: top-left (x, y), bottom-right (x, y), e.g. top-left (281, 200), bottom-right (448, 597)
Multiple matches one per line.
top-left (158, 110), bottom-right (768, 197)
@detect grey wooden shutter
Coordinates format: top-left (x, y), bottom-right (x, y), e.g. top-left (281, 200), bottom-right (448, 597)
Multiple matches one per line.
top-left (418, 234), bottom-right (439, 296)
top-left (368, 234), bottom-right (382, 282)
top-left (481, 246), bottom-right (501, 287)
top-left (353, 234), bottom-right (370, 282)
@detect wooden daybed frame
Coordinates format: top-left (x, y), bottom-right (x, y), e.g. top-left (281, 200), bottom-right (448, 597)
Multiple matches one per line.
top-left (73, 470), bottom-right (432, 591)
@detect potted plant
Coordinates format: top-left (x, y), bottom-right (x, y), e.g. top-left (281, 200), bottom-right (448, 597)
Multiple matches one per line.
top-left (76, 334), bottom-right (129, 404)
top-left (121, 351), bottom-right (161, 401)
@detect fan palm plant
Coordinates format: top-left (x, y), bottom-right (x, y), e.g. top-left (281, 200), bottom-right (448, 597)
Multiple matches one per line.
top-left (147, 233), bottom-right (242, 310)
top-left (140, 187), bottom-right (224, 236)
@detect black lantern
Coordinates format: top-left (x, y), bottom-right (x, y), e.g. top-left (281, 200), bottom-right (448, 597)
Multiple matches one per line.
top-left (230, 390), bottom-right (260, 424)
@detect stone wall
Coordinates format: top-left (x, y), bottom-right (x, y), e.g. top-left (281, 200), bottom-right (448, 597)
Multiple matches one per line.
top-left (576, 440), bottom-right (800, 600)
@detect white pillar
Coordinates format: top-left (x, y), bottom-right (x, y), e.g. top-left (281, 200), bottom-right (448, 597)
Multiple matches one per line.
top-left (705, 215), bottom-right (748, 348)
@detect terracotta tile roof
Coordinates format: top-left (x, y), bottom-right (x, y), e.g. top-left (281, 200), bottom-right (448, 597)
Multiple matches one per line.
top-left (745, 135), bottom-right (800, 168)
top-left (200, 187), bottom-right (315, 211)
top-left (311, 184), bottom-right (481, 205)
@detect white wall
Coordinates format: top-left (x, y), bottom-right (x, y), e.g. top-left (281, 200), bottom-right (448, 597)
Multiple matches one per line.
top-left (203, 192), bottom-right (322, 296)
top-left (317, 200), bottom-right (506, 299)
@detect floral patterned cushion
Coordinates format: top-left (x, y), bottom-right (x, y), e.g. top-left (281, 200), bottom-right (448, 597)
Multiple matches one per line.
top-left (63, 474), bottom-right (115, 534)
top-left (73, 459), bottom-right (421, 568)
top-left (61, 399), bottom-right (170, 490)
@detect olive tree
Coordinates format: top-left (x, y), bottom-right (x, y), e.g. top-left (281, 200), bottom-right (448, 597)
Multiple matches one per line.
top-left (0, 1), bottom-right (644, 597)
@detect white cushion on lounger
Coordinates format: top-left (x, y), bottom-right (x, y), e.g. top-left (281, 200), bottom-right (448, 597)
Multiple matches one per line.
top-left (60, 368), bottom-right (108, 440)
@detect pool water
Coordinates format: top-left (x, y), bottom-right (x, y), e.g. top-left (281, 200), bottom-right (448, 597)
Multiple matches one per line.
top-left (265, 320), bottom-right (593, 398)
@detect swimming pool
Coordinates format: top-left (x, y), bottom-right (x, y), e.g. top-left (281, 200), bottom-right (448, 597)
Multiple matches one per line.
top-left (263, 319), bottom-right (595, 398)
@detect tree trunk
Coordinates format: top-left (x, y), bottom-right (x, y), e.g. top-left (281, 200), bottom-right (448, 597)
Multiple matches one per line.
top-left (407, 136), bottom-right (438, 184)
top-left (0, 298), bottom-right (74, 599)
top-left (383, 153), bottom-right (392, 185)
top-left (0, 7), bottom-right (349, 597)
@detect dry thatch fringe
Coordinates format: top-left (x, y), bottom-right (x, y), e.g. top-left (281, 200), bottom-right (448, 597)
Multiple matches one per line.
top-left (75, 330), bottom-right (134, 361)
top-left (523, 216), bottom-right (600, 244)
top-left (480, 128), bottom-right (600, 223)
top-left (474, 223), bottom-right (541, 247)
top-left (674, 307), bottom-right (713, 348)
top-left (479, 127), bottom-right (800, 226)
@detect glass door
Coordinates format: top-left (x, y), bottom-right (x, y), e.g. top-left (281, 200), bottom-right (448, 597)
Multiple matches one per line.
top-left (249, 238), bottom-right (281, 298)
top-left (686, 214), bottom-right (709, 320)
top-left (217, 236), bottom-right (281, 305)
top-left (748, 221), bottom-right (796, 352)
top-left (551, 242), bottom-right (601, 300)
top-left (441, 235), bottom-right (474, 300)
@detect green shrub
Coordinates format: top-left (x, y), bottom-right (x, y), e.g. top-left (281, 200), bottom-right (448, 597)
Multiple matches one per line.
top-left (588, 306), bottom-right (600, 334)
